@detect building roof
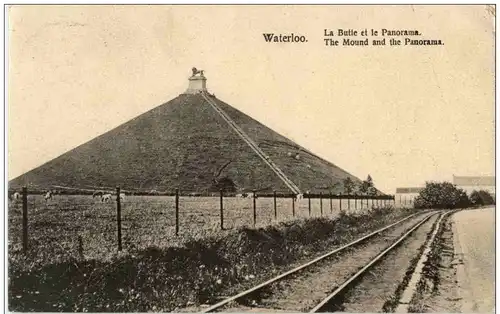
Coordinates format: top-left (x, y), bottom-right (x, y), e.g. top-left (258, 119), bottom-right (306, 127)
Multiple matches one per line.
top-left (396, 187), bottom-right (424, 194)
top-left (453, 176), bottom-right (495, 186)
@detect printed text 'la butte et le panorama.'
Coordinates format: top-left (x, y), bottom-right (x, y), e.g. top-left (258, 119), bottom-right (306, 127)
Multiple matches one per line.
top-left (262, 28), bottom-right (444, 46)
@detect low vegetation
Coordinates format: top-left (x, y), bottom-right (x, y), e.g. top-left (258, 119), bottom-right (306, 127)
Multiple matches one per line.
top-left (407, 213), bottom-right (460, 313)
top-left (414, 182), bottom-right (470, 209)
top-left (413, 181), bottom-right (495, 210)
top-left (382, 213), bottom-right (442, 312)
top-left (9, 205), bottom-right (413, 312)
top-left (469, 189), bottom-right (495, 206)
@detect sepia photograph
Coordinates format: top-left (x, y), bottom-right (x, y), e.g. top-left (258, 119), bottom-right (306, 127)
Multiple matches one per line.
top-left (5, 4), bottom-right (495, 313)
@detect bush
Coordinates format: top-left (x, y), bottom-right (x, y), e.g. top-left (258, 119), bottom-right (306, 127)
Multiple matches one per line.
top-left (209, 177), bottom-right (236, 193)
top-left (414, 181), bottom-right (470, 209)
top-left (469, 190), bottom-right (495, 206)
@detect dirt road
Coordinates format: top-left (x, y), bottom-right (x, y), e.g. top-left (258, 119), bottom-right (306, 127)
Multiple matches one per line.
top-left (453, 207), bottom-right (495, 312)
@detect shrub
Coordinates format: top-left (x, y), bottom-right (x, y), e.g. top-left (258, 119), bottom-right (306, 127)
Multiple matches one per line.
top-left (414, 181), bottom-right (470, 209)
top-left (209, 177), bottom-right (236, 193)
top-left (469, 190), bottom-right (495, 206)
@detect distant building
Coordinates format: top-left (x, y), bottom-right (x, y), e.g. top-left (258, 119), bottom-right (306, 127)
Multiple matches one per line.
top-left (395, 176), bottom-right (496, 206)
top-left (395, 187), bottom-right (424, 194)
top-left (453, 175), bottom-right (495, 196)
top-left (395, 187), bottom-right (424, 207)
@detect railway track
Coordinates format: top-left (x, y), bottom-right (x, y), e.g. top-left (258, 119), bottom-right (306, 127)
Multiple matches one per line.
top-left (199, 210), bottom-right (445, 313)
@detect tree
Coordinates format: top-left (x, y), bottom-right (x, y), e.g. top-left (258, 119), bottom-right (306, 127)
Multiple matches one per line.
top-left (414, 181), bottom-right (470, 209)
top-left (470, 190), bottom-right (495, 206)
top-left (478, 190), bottom-right (495, 205)
top-left (343, 177), bottom-right (354, 195)
top-left (359, 180), bottom-right (369, 195)
top-left (330, 182), bottom-right (342, 194)
top-left (366, 174), bottom-right (373, 185)
top-left (367, 186), bottom-right (378, 196)
top-left (352, 181), bottom-right (362, 195)
top-left (360, 174), bottom-right (375, 196)
top-left (470, 190), bottom-right (482, 206)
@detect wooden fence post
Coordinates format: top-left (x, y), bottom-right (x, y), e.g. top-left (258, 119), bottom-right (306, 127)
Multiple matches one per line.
top-left (273, 190), bottom-right (277, 220)
top-left (347, 197), bottom-right (350, 210)
top-left (253, 190), bottom-right (257, 227)
top-left (116, 186), bottom-right (122, 251)
top-left (355, 196), bottom-right (358, 210)
top-left (292, 196), bottom-right (295, 217)
top-left (175, 188), bottom-right (179, 235)
top-left (320, 192), bottom-right (323, 216)
top-left (220, 189), bottom-right (224, 230)
top-left (339, 196), bottom-right (342, 212)
top-left (22, 186), bottom-right (28, 253)
top-left (330, 193), bottom-right (333, 213)
top-left (308, 194), bottom-right (311, 217)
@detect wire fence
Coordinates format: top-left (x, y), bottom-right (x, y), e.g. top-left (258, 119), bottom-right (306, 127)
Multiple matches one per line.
top-left (8, 186), bottom-right (397, 261)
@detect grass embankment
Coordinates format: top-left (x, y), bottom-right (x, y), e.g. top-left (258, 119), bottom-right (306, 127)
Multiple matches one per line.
top-left (407, 211), bottom-right (460, 313)
top-left (382, 211), bottom-right (442, 312)
top-left (9, 207), bottom-right (414, 312)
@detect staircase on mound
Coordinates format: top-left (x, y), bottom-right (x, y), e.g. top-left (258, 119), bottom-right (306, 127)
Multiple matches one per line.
top-left (201, 91), bottom-right (302, 195)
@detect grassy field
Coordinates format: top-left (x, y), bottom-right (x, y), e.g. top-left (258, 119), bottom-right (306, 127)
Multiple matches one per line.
top-left (8, 194), bottom-right (380, 264)
top-left (8, 206), bottom-right (415, 312)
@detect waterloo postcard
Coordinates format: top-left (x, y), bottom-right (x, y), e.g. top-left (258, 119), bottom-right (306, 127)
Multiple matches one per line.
top-left (5, 4), bottom-right (495, 313)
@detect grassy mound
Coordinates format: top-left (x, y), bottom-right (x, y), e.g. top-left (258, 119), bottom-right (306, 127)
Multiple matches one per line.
top-left (9, 206), bottom-right (413, 312)
top-left (10, 93), bottom-right (362, 194)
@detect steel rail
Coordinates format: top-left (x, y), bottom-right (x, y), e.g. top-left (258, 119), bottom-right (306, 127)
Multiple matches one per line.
top-left (309, 211), bottom-right (441, 313)
top-left (199, 211), bottom-right (430, 313)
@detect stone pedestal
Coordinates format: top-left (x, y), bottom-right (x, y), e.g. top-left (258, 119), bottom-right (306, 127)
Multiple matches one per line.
top-left (185, 74), bottom-right (207, 94)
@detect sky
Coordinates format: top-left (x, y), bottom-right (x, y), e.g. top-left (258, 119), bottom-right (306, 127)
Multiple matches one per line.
top-left (7, 5), bottom-right (495, 194)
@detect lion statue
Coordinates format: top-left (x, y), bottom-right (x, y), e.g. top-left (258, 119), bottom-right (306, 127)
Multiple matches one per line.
top-left (192, 67), bottom-right (204, 76)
